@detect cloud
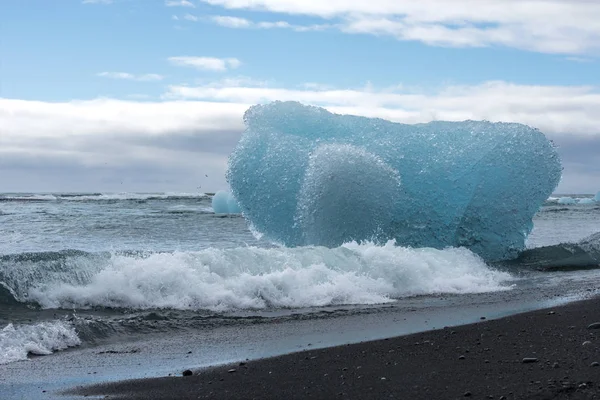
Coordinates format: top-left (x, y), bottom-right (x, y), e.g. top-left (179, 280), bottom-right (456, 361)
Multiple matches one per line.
top-left (210, 15), bottom-right (329, 31)
top-left (3, 78), bottom-right (600, 192)
top-left (565, 56), bottom-right (594, 63)
top-left (82, 0), bottom-right (112, 3)
top-left (0, 98), bottom-right (245, 139)
top-left (211, 16), bottom-right (252, 28)
top-left (97, 72), bottom-right (164, 81)
top-left (183, 13), bottom-right (199, 22)
top-left (168, 56), bottom-right (241, 71)
top-left (199, 0), bottom-right (600, 55)
top-left (0, 98), bottom-right (246, 192)
top-left (164, 80), bottom-right (600, 137)
top-left (165, 0), bottom-right (195, 7)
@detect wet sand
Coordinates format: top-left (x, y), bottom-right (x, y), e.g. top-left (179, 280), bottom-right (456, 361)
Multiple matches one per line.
top-left (70, 297), bottom-right (600, 399)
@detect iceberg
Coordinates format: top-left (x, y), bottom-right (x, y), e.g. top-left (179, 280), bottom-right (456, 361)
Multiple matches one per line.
top-left (578, 198), bottom-right (595, 205)
top-left (211, 190), bottom-right (241, 214)
top-left (227, 102), bottom-right (562, 261)
top-left (557, 197), bottom-right (576, 205)
top-left (595, 191), bottom-right (600, 202)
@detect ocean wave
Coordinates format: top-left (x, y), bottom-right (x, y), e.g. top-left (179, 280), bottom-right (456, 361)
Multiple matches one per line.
top-left (0, 320), bottom-right (81, 365)
top-left (0, 194), bottom-right (59, 202)
top-left (0, 192), bottom-right (208, 202)
top-left (543, 196), bottom-right (598, 207)
top-left (165, 205), bottom-right (214, 214)
top-left (0, 243), bottom-right (511, 311)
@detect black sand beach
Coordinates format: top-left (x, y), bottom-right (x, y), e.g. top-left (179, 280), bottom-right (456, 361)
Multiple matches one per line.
top-left (70, 297), bottom-right (600, 400)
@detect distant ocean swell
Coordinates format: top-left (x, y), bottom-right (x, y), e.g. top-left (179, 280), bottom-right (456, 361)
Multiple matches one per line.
top-left (0, 193), bottom-right (209, 202)
top-left (544, 196), bottom-right (599, 207)
top-left (0, 242), bottom-right (512, 312)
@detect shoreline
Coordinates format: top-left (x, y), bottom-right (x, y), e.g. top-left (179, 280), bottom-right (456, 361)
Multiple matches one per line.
top-left (69, 297), bottom-right (600, 399)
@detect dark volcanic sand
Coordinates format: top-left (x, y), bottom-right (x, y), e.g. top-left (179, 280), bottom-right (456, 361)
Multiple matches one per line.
top-left (70, 298), bottom-right (600, 400)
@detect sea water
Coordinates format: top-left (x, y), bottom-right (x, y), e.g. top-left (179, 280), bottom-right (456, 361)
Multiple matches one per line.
top-left (0, 192), bottom-right (599, 365)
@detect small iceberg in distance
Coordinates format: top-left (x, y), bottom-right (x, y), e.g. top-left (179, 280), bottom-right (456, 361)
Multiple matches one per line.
top-left (557, 197), bottom-right (576, 205)
top-left (211, 190), bottom-right (241, 214)
top-left (578, 198), bottom-right (595, 205)
top-left (595, 191), bottom-right (600, 202)
top-left (227, 101), bottom-right (562, 261)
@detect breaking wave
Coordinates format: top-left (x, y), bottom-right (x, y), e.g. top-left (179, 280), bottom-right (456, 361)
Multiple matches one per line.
top-left (0, 242), bottom-right (511, 311)
top-left (0, 320), bottom-right (81, 365)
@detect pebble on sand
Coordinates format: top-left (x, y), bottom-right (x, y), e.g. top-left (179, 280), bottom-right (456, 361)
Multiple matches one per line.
top-left (522, 358), bottom-right (538, 364)
top-left (587, 322), bottom-right (600, 329)
top-left (182, 370), bottom-right (193, 377)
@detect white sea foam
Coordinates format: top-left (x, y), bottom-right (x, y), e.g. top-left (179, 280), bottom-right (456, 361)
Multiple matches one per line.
top-left (547, 195), bottom-right (598, 205)
top-left (168, 204), bottom-right (214, 213)
top-left (27, 242), bottom-right (513, 311)
top-left (1, 194), bottom-right (58, 201)
top-left (0, 321), bottom-right (81, 365)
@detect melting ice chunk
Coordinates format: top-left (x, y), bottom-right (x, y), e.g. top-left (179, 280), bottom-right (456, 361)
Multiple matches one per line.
top-left (595, 191), bottom-right (600, 202)
top-left (557, 197), bottom-right (576, 205)
top-left (211, 190), bottom-right (241, 214)
top-left (227, 102), bottom-right (562, 261)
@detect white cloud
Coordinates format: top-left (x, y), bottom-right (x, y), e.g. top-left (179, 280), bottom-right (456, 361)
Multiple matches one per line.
top-left (211, 16), bottom-right (252, 28)
top-left (3, 79), bottom-right (600, 192)
top-left (200, 0), bottom-right (600, 55)
top-left (165, 0), bottom-right (195, 7)
top-left (164, 80), bottom-right (600, 136)
top-left (210, 15), bottom-right (329, 32)
top-left (0, 98), bottom-right (247, 191)
top-left (168, 56), bottom-right (241, 71)
top-left (565, 56), bottom-right (594, 63)
top-left (183, 14), bottom-right (199, 21)
top-left (97, 72), bottom-right (164, 81)
top-left (0, 98), bottom-right (245, 139)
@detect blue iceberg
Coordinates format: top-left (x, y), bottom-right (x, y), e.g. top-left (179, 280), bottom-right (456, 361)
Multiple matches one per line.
top-left (596, 191), bottom-right (600, 202)
top-left (211, 190), bottom-right (241, 214)
top-left (557, 197), bottom-right (576, 205)
top-left (578, 198), bottom-right (595, 205)
top-left (227, 102), bottom-right (562, 261)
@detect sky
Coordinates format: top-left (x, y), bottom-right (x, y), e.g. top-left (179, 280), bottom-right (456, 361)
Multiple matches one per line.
top-left (1, 0), bottom-right (600, 194)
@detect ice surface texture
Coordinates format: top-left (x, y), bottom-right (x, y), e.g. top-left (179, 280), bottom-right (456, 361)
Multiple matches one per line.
top-left (227, 102), bottom-right (562, 261)
top-left (211, 190), bottom-right (241, 214)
